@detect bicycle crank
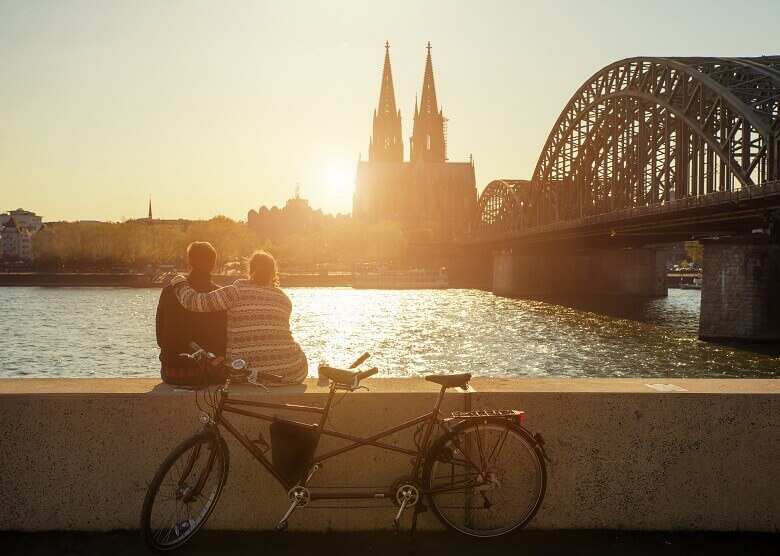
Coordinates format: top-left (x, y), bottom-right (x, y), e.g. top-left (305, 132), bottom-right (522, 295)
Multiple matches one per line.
top-left (275, 487), bottom-right (310, 532)
top-left (392, 485), bottom-right (419, 533)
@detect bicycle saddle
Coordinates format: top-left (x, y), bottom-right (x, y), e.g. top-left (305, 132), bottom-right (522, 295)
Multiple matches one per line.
top-left (318, 365), bottom-right (359, 385)
top-left (425, 373), bottom-right (472, 389)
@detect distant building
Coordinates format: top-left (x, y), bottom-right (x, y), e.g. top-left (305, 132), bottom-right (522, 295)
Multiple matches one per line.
top-left (0, 209), bottom-right (42, 260)
top-left (247, 186), bottom-right (348, 244)
top-left (132, 199), bottom-right (194, 230)
top-left (1, 217), bottom-right (34, 260)
top-left (1, 208), bottom-right (43, 233)
top-left (353, 43), bottom-right (477, 241)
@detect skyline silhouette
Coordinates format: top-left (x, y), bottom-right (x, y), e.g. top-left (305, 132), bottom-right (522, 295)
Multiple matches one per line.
top-left (1, 0), bottom-right (778, 222)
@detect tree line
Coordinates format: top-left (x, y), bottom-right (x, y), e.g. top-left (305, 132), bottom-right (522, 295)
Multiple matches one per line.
top-left (31, 216), bottom-right (411, 272)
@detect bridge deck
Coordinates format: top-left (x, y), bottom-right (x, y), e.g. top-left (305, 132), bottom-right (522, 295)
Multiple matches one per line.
top-left (470, 180), bottom-right (780, 247)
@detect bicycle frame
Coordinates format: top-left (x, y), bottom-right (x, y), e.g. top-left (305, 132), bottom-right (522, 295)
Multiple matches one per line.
top-left (206, 377), bottom-right (487, 501)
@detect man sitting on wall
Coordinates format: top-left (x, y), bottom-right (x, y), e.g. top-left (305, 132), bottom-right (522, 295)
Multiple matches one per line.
top-left (156, 241), bottom-right (227, 385)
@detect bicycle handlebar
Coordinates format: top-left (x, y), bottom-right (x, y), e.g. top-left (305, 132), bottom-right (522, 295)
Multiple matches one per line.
top-left (182, 342), bottom-right (215, 362)
top-left (349, 352), bottom-right (370, 369)
top-left (356, 367), bottom-right (378, 381)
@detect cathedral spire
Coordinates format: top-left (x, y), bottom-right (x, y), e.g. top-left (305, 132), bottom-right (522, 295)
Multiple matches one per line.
top-left (369, 41), bottom-right (403, 163)
top-left (377, 41), bottom-right (397, 118)
top-left (418, 41), bottom-right (439, 118)
top-left (411, 42), bottom-right (446, 163)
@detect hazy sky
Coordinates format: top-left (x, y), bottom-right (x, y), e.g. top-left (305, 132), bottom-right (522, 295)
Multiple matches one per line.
top-left (1, 0), bottom-right (778, 222)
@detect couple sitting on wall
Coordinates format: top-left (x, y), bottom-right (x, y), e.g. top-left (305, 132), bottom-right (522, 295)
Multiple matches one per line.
top-left (156, 242), bottom-right (308, 386)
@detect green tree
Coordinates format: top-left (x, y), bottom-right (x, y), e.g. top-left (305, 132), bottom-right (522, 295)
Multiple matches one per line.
top-left (31, 216), bottom-right (420, 272)
top-left (684, 241), bottom-right (703, 266)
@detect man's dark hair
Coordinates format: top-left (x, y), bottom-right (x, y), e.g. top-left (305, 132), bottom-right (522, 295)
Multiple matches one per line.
top-left (187, 241), bottom-right (217, 272)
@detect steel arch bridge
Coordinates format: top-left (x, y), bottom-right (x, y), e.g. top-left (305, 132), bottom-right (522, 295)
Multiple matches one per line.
top-left (474, 56), bottom-right (780, 243)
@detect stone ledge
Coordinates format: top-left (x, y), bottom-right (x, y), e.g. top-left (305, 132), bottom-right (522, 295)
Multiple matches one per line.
top-left (2, 377), bottom-right (778, 395)
top-left (1, 378), bottom-right (778, 532)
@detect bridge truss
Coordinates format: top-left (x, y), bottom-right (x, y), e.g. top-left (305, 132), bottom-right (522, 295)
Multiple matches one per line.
top-left (475, 56), bottom-right (780, 241)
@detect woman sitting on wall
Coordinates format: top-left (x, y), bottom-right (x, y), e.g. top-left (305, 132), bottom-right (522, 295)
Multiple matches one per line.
top-left (170, 250), bottom-right (308, 384)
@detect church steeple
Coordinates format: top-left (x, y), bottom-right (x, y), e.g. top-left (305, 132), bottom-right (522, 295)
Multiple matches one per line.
top-left (148, 197), bottom-right (153, 219)
top-left (369, 41), bottom-right (403, 163)
top-left (411, 42), bottom-right (446, 163)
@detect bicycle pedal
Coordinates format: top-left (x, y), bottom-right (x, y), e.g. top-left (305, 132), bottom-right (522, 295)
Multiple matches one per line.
top-left (275, 520), bottom-right (288, 532)
top-left (392, 519), bottom-right (400, 534)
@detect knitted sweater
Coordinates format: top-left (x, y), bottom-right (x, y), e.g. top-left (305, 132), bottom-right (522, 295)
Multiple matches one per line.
top-left (171, 276), bottom-right (308, 383)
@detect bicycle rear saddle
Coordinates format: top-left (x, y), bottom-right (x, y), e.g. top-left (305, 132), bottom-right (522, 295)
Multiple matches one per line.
top-left (425, 373), bottom-right (471, 389)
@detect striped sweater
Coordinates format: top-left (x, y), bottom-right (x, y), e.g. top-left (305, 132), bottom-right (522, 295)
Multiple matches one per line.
top-left (170, 276), bottom-right (307, 383)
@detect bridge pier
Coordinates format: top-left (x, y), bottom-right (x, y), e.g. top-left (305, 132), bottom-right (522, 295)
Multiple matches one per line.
top-left (699, 237), bottom-right (780, 342)
top-left (493, 248), bottom-right (667, 298)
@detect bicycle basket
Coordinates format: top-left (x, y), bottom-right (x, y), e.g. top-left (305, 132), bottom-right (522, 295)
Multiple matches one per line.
top-left (269, 419), bottom-right (318, 487)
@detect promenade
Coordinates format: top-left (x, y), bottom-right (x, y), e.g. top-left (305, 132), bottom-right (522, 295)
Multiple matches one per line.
top-left (3, 530), bottom-right (777, 555)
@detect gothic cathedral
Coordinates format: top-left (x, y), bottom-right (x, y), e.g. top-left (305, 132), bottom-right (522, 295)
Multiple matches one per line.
top-left (353, 43), bottom-right (477, 241)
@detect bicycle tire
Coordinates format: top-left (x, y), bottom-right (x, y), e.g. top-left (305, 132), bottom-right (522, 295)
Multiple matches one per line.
top-left (422, 418), bottom-right (546, 537)
top-left (140, 430), bottom-right (229, 552)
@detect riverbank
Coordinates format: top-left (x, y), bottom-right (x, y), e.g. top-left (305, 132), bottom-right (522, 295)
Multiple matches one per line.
top-left (2, 271), bottom-right (699, 289)
top-left (0, 272), bottom-right (351, 288)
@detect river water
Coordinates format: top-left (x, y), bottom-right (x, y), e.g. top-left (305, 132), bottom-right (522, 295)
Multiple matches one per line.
top-left (0, 287), bottom-right (777, 379)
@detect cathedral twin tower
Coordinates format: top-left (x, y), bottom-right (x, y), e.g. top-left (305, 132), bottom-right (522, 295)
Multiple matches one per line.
top-left (369, 42), bottom-right (446, 164)
top-left (354, 43), bottom-right (477, 240)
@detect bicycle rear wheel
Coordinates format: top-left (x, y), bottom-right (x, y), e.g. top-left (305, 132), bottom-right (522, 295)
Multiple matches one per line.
top-left (140, 430), bottom-right (228, 552)
top-left (423, 418), bottom-right (546, 537)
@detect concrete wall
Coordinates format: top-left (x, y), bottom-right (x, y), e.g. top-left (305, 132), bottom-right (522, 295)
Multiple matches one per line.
top-left (1, 378), bottom-right (778, 532)
top-left (699, 237), bottom-right (780, 341)
top-left (493, 248), bottom-right (667, 298)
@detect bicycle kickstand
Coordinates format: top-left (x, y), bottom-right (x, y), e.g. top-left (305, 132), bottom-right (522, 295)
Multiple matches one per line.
top-left (409, 506), bottom-right (419, 536)
top-left (409, 500), bottom-right (426, 537)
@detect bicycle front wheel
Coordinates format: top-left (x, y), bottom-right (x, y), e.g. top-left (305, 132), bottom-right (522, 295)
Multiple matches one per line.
top-left (140, 430), bottom-right (228, 552)
top-left (423, 418), bottom-right (546, 537)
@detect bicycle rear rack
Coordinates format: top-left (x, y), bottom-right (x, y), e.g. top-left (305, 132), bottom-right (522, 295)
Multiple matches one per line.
top-left (449, 409), bottom-right (525, 423)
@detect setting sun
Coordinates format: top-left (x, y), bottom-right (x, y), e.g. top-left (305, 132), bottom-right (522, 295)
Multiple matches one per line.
top-left (323, 163), bottom-right (353, 196)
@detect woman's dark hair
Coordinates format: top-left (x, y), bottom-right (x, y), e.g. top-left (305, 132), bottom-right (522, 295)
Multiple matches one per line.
top-left (187, 241), bottom-right (217, 272)
top-left (248, 250), bottom-right (279, 286)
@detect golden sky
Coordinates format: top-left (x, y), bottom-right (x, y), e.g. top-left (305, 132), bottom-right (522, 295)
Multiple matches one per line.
top-left (1, 0), bottom-right (777, 222)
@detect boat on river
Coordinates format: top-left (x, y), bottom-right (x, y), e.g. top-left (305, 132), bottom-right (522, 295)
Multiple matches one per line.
top-left (680, 277), bottom-right (703, 290)
top-left (351, 268), bottom-right (448, 289)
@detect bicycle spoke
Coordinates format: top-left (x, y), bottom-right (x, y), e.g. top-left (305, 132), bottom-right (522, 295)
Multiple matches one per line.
top-left (143, 436), bottom-right (226, 550)
top-left (427, 423), bottom-right (544, 537)
top-left (486, 426), bottom-right (509, 467)
top-left (474, 424), bottom-right (486, 468)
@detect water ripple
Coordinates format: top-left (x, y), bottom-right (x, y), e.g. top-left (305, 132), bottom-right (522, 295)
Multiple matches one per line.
top-left (0, 287), bottom-right (777, 379)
